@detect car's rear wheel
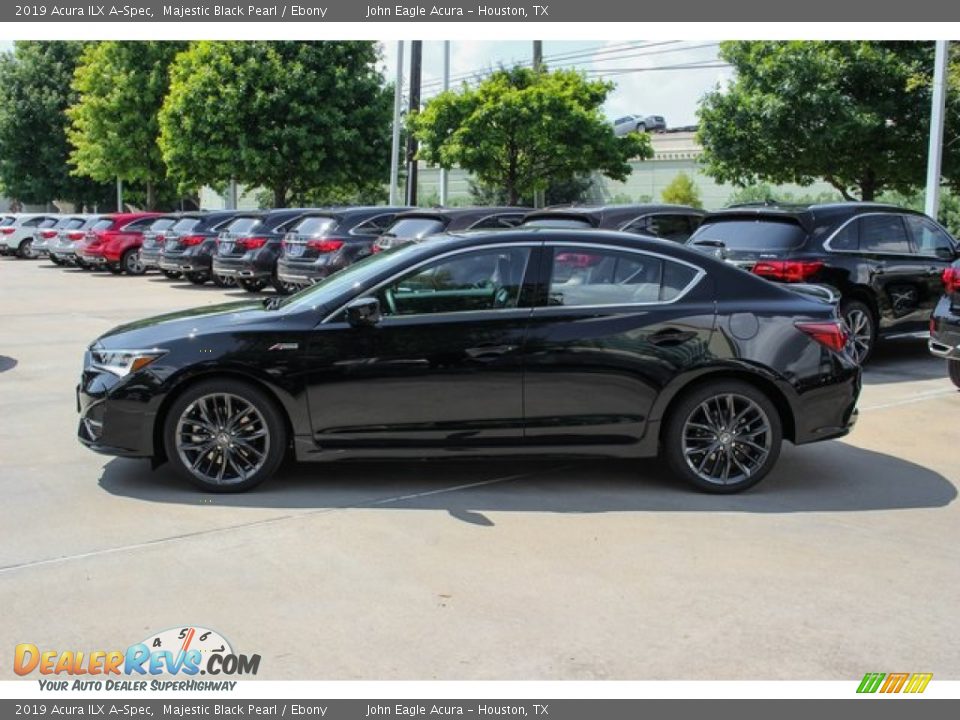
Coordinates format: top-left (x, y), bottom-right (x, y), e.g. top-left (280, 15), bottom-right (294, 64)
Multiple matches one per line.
top-left (948, 359), bottom-right (960, 389)
top-left (212, 274), bottom-right (236, 288)
top-left (663, 380), bottom-right (782, 493)
top-left (163, 379), bottom-right (287, 493)
top-left (238, 278), bottom-right (266, 293)
top-left (160, 269), bottom-right (181, 279)
top-left (50, 255), bottom-right (65, 266)
top-left (121, 248), bottom-right (146, 275)
top-left (17, 239), bottom-right (36, 259)
top-left (840, 299), bottom-right (876, 364)
top-left (186, 272), bottom-right (209, 285)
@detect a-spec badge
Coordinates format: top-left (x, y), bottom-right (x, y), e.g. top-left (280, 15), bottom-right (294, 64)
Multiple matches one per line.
top-left (268, 342), bottom-right (299, 351)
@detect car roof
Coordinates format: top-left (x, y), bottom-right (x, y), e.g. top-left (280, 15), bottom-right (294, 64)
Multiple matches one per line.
top-left (393, 206), bottom-right (531, 228)
top-left (523, 204), bottom-right (705, 228)
top-left (704, 202), bottom-right (927, 233)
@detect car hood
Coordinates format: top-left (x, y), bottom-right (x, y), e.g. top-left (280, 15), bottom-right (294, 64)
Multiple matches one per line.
top-left (94, 300), bottom-right (305, 349)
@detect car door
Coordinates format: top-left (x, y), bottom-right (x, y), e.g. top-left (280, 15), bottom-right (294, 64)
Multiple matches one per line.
top-left (904, 214), bottom-right (959, 314)
top-left (858, 213), bottom-right (930, 333)
top-left (305, 244), bottom-right (539, 449)
top-left (522, 241), bottom-right (715, 446)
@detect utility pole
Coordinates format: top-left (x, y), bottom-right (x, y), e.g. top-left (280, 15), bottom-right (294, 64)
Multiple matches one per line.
top-left (389, 40), bottom-right (405, 206)
top-left (116, 178), bottom-right (123, 212)
top-left (925, 40), bottom-right (949, 219)
top-left (439, 41), bottom-right (450, 207)
top-left (533, 41), bottom-right (545, 209)
top-left (405, 40), bottom-right (423, 207)
top-left (227, 178), bottom-right (238, 210)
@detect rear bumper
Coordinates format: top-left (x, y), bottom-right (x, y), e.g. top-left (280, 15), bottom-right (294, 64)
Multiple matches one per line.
top-left (791, 365), bottom-right (861, 445)
top-left (276, 256), bottom-right (346, 284)
top-left (212, 254), bottom-right (274, 279)
top-left (159, 254), bottom-right (211, 274)
top-left (929, 297), bottom-right (960, 360)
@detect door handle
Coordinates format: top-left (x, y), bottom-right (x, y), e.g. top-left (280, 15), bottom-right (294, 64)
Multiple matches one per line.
top-left (465, 344), bottom-right (517, 360)
top-left (927, 267), bottom-right (942, 276)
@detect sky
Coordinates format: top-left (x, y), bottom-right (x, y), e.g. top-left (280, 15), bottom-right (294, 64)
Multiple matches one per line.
top-left (0, 39), bottom-right (732, 126)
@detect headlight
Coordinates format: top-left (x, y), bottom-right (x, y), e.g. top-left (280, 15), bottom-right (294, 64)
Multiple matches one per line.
top-left (90, 349), bottom-right (167, 377)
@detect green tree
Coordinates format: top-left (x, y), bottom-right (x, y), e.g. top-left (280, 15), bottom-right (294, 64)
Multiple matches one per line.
top-left (67, 41), bottom-right (185, 210)
top-left (159, 41), bottom-right (392, 208)
top-left (697, 41), bottom-right (960, 201)
top-left (661, 172), bottom-right (703, 207)
top-left (0, 41), bottom-right (113, 208)
top-left (412, 66), bottom-right (652, 206)
top-left (468, 173), bottom-right (598, 206)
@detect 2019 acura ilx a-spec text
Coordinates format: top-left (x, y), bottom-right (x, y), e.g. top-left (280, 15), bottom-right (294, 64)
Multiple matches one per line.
top-left (77, 229), bottom-right (860, 494)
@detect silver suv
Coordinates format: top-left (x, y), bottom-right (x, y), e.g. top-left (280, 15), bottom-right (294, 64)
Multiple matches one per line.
top-left (613, 114), bottom-right (666, 136)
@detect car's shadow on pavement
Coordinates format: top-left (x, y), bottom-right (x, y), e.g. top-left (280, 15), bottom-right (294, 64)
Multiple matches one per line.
top-left (98, 440), bottom-right (956, 519)
top-left (862, 339), bottom-right (947, 385)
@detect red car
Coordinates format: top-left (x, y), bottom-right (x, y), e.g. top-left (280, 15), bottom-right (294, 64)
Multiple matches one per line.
top-left (77, 213), bottom-right (164, 275)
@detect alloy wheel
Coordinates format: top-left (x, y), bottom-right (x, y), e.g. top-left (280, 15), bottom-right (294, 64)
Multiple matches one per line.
top-left (842, 308), bottom-right (872, 364)
top-left (125, 251), bottom-right (144, 274)
top-left (681, 393), bottom-right (773, 486)
top-left (175, 393), bottom-right (271, 486)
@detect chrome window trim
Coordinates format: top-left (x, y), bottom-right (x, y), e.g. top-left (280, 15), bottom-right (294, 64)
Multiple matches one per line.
top-left (321, 242), bottom-right (539, 323)
top-left (537, 241), bottom-right (707, 309)
top-left (466, 213), bottom-right (527, 231)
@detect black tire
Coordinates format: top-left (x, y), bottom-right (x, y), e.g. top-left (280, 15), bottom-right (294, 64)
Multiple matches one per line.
top-left (186, 272), bottom-right (209, 285)
top-left (163, 379), bottom-right (287, 493)
top-left (50, 255), bottom-right (65, 266)
top-left (271, 277), bottom-right (298, 295)
top-left (121, 248), bottom-right (146, 275)
top-left (662, 379), bottom-right (783, 494)
top-left (212, 273), bottom-right (236, 288)
top-left (160, 269), bottom-right (182, 280)
top-left (238, 278), bottom-right (266, 293)
top-left (16, 239), bottom-right (35, 259)
top-left (949, 360), bottom-right (960, 390)
top-left (840, 299), bottom-right (876, 365)
top-left (106, 263), bottom-right (123, 274)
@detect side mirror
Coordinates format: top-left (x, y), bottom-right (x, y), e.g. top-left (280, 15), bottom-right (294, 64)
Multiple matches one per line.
top-left (345, 297), bottom-right (381, 327)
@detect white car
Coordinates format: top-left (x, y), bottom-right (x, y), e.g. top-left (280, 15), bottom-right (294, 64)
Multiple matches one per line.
top-left (32, 215), bottom-right (91, 258)
top-left (0, 213), bottom-right (61, 258)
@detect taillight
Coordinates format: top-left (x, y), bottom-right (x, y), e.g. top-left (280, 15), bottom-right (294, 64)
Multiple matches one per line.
top-left (238, 236), bottom-right (268, 250)
top-left (40, 230), bottom-right (57, 239)
top-left (0, 227), bottom-right (14, 235)
top-left (943, 266), bottom-right (960, 294)
top-left (67, 232), bottom-right (84, 241)
top-left (752, 260), bottom-right (824, 283)
top-left (795, 320), bottom-right (849, 353)
top-left (182, 235), bottom-right (205, 247)
top-left (306, 238), bottom-right (345, 253)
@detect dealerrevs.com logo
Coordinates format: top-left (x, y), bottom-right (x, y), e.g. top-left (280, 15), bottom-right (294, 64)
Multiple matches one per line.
top-left (857, 672), bottom-right (933, 694)
top-left (15, 626), bottom-right (260, 691)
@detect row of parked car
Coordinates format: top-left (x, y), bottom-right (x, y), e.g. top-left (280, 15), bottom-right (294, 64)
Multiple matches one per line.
top-left (3, 200), bottom-right (959, 377)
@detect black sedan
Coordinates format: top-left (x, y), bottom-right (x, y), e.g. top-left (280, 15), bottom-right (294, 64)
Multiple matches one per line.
top-left (77, 229), bottom-right (860, 494)
top-left (929, 260), bottom-right (960, 388)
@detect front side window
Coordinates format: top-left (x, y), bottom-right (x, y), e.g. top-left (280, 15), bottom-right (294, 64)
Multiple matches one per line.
top-left (547, 246), bottom-right (698, 306)
top-left (905, 215), bottom-right (956, 256)
top-left (859, 214), bottom-right (911, 254)
top-left (379, 247), bottom-right (531, 316)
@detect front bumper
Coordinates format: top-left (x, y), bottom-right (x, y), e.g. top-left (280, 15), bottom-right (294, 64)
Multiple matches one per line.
top-left (77, 368), bottom-right (156, 458)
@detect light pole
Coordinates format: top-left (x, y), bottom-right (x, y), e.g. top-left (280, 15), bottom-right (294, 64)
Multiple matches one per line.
top-left (439, 41), bottom-right (450, 206)
top-left (925, 40), bottom-right (949, 219)
top-left (389, 40), bottom-right (404, 206)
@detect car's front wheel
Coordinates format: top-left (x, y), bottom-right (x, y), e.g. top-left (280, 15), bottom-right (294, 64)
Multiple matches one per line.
top-left (663, 380), bottom-right (783, 493)
top-left (840, 299), bottom-right (876, 364)
top-left (163, 379), bottom-right (287, 492)
top-left (949, 359), bottom-right (960, 389)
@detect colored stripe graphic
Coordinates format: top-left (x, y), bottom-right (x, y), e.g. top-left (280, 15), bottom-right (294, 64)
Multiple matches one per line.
top-left (857, 672), bottom-right (932, 694)
top-left (857, 673), bottom-right (885, 693)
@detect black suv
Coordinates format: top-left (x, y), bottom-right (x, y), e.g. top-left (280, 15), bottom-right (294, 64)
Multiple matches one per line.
top-left (156, 210), bottom-right (243, 287)
top-left (521, 204), bottom-right (705, 242)
top-left (929, 260), bottom-right (960, 388)
top-left (688, 203), bottom-right (959, 363)
top-left (372, 207), bottom-right (530, 253)
top-left (212, 208), bottom-right (325, 293)
top-left (276, 206), bottom-right (411, 289)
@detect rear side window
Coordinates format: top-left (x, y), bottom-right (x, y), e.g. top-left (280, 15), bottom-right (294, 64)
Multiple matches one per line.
top-left (150, 218), bottom-right (177, 231)
top-left (690, 219), bottom-right (808, 252)
top-left (625, 214), bottom-right (695, 242)
top-left (64, 217), bottom-right (86, 229)
top-left (0, 217), bottom-right (14, 227)
top-left (383, 217), bottom-right (445, 239)
top-left (859, 215), bottom-right (911, 254)
top-left (291, 216), bottom-right (338, 236)
top-left (546, 246), bottom-right (699, 306)
top-left (352, 214), bottom-right (397, 235)
top-left (92, 219), bottom-right (115, 231)
top-left (224, 217), bottom-right (261, 234)
top-left (905, 215), bottom-right (955, 256)
top-left (121, 217), bottom-right (159, 231)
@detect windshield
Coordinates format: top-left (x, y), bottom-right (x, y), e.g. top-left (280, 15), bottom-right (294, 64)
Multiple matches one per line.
top-left (278, 243), bottom-right (422, 314)
top-left (522, 217), bottom-right (594, 229)
top-left (382, 217), bottom-right (445, 239)
top-left (689, 219), bottom-right (807, 252)
top-left (171, 217), bottom-right (202, 233)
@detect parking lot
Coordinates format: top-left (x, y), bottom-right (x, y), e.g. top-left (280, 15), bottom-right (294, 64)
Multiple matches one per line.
top-left (1, 256), bottom-right (958, 681)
